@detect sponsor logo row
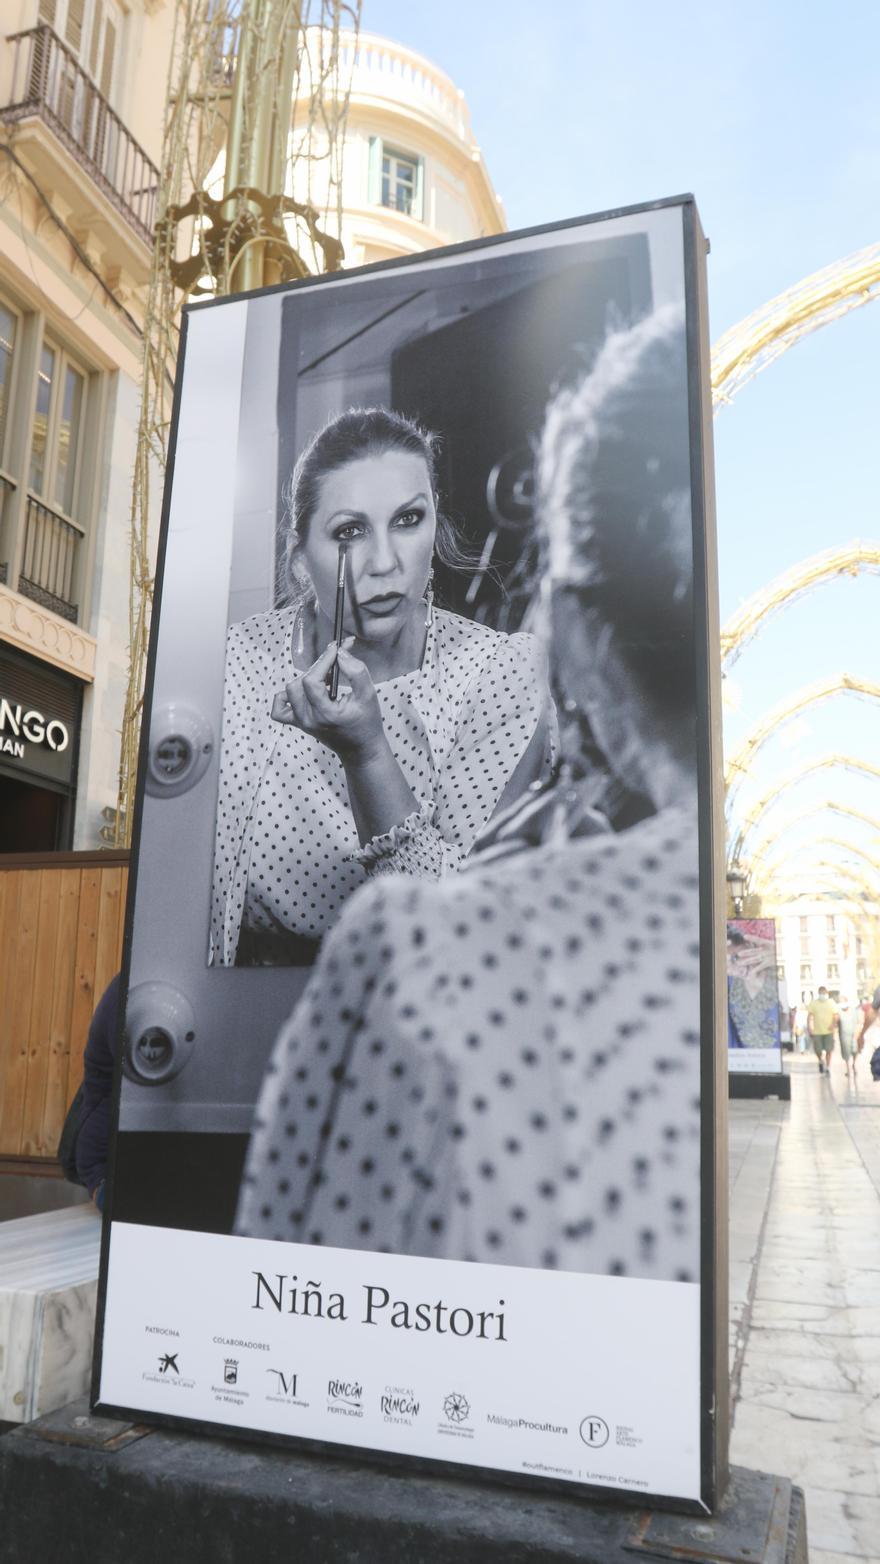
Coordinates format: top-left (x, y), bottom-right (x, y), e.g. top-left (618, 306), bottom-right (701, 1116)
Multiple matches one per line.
top-left (142, 1353), bottom-right (631, 1451)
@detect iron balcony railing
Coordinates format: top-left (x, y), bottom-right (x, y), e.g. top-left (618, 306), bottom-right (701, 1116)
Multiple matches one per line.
top-left (2, 25), bottom-right (159, 243)
top-left (19, 493), bottom-right (82, 623)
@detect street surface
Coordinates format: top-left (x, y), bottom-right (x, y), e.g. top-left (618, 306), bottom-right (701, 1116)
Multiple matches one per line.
top-left (730, 1055), bottom-right (880, 1563)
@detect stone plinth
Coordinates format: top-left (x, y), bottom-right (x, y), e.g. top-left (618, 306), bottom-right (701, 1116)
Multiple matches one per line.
top-left (0, 1205), bottom-right (101, 1422)
top-left (0, 1398), bottom-right (808, 1563)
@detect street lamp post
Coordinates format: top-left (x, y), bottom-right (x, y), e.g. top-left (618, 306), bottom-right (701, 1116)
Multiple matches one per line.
top-left (727, 865), bottom-right (747, 918)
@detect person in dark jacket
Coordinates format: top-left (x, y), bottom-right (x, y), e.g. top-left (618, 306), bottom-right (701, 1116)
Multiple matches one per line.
top-left (75, 974), bottom-right (121, 1211)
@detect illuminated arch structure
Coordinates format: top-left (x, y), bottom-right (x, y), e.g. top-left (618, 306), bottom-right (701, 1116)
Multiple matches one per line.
top-left (729, 755), bottom-right (880, 865)
top-left (711, 241), bottom-right (880, 412)
top-left (712, 243), bottom-right (880, 910)
top-left (757, 836), bottom-right (880, 896)
top-left (763, 857), bottom-right (878, 905)
top-left (762, 868), bottom-right (875, 916)
top-left (724, 676), bottom-right (880, 814)
top-left (720, 544), bottom-right (880, 672)
top-left (747, 803), bottom-right (880, 882)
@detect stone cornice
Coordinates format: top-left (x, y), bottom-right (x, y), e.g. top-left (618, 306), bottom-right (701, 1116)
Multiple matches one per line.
top-left (0, 586), bottom-right (97, 683)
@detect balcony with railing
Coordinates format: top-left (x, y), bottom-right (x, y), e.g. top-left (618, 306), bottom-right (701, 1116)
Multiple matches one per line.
top-left (18, 493), bottom-right (82, 623)
top-left (1, 25), bottom-right (159, 243)
top-left (332, 31), bottom-right (477, 147)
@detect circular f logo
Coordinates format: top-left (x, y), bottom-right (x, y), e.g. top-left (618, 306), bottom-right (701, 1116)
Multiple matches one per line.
top-left (579, 1415), bottom-right (609, 1448)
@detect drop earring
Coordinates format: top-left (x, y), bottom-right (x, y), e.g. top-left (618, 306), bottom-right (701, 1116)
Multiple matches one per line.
top-left (424, 567), bottom-right (435, 627)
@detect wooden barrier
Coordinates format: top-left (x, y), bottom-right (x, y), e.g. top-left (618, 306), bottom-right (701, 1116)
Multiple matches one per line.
top-left (0, 851), bottom-right (129, 1162)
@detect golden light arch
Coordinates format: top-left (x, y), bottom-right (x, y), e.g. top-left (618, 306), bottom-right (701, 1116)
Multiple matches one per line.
top-left (730, 754), bottom-right (880, 865)
top-left (755, 835), bottom-right (880, 895)
top-left (711, 240), bottom-right (880, 411)
top-left (713, 245), bottom-right (880, 866)
top-left (720, 543), bottom-right (880, 671)
top-left (762, 861), bottom-right (877, 908)
top-left (747, 802), bottom-right (880, 879)
top-left (725, 675), bottom-right (880, 813)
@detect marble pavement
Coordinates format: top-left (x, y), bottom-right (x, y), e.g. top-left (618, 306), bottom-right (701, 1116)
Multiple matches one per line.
top-left (729, 1053), bottom-right (880, 1564)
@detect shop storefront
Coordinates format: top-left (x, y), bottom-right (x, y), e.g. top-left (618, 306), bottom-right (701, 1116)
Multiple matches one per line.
top-left (0, 645), bottom-right (82, 852)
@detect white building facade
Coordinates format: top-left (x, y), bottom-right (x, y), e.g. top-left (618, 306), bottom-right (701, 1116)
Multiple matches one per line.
top-left (0, 0), bottom-right (173, 851)
top-left (323, 32), bottom-right (505, 266)
top-left (773, 900), bottom-right (874, 1006)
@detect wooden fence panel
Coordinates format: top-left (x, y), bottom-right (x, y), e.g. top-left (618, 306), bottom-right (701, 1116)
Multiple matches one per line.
top-left (0, 852), bottom-right (129, 1161)
top-left (19, 870), bottom-right (62, 1156)
top-left (43, 868), bottom-right (82, 1156)
top-left (0, 871), bottom-right (41, 1157)
top-left (0, 871), bottom-right (26, 1153)
top-left (67, 866), bottom-right (102, 1110)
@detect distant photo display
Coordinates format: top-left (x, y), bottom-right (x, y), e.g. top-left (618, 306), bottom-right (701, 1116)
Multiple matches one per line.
top-left (95, 199), bottom-right (723, 1511)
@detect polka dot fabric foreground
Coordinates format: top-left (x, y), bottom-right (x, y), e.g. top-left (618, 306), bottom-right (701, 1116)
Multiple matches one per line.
top-left (236, 803), bottom-right (702, 1281)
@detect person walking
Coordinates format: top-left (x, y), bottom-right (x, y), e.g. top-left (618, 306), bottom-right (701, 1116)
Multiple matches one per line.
top-left (836, 996), bottom-right (862, 1084)
top-left (807, 986), bottom-right (836, 1074)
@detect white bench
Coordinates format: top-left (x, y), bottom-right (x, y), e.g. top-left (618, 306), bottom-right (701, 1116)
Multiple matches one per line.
top-left (0, 1204), bottom-right (101, 1422)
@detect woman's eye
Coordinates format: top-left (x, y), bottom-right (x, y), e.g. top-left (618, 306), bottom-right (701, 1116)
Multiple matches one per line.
top-left (394, 508), bottom-right (423, 528)
top-left (334, 522), bottom-right (364, 541)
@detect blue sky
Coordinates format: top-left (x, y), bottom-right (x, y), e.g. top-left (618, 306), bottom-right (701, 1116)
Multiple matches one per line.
top-left (362, 0), bottom-right (880, 882)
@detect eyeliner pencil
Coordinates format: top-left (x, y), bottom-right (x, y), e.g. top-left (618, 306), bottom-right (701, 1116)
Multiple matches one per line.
top-left (329, 543), bottom-right (346, 701)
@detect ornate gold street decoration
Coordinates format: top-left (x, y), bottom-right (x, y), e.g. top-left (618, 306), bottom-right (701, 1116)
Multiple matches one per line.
top-left (160, 186), bottom-right (342, 294)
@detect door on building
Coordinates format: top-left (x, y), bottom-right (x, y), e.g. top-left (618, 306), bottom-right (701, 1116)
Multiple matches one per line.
top-left (0, 773), bottom-right (71, 853)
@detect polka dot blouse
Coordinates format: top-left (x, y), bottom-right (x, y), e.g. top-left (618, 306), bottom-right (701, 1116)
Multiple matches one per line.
top-left (236, 801), bottom-right (702, 1283)
top-left (211, 606), bottom-right (553, 965)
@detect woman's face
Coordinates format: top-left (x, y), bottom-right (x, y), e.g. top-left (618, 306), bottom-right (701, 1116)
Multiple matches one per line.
top-left (299, 450), bottom-right (437, 641)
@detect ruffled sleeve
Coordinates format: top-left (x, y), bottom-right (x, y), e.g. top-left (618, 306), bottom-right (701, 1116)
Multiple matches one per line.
top-left (352, 630), bottom-right (554, 880)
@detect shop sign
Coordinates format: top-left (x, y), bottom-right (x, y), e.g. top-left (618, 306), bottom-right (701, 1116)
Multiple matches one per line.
top-left (0, 697), bottom-right (71, 760)
top-left (0, 649), bottom-right (81, 788)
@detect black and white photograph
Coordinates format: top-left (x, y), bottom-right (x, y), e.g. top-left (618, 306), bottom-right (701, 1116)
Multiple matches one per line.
top-left (95, 198), bottom-right (722, 1507)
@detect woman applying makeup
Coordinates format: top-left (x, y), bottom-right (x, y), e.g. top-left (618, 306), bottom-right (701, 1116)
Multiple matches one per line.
top-left (211, 406), bottom-right (555, 967)
top-left (236, 306), bottom-right (703, 1279)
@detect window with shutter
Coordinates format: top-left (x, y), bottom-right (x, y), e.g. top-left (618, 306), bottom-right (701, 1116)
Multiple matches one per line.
top-left (99, 18), bottom-right (116, 99)
top-left (37, 0), bottom-right (58, 25)
top-left (65, 0), bottom-right (86, 51)
top-left (88, 1), bottom-right (102, 76)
